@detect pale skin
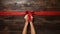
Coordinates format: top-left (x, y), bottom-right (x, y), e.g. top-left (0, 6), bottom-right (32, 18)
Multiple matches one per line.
top-left (22, 14), bottom-right (36, 34)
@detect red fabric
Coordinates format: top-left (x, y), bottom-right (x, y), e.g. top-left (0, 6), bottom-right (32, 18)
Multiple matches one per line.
top-left (0, 11), bottom-right (60, 21)
top-left (0, 12), bottom-right (25, 16)
top-left (0, 11), bottom-right (60, 16)
top-left (34, 11), bottom-right (60, 16)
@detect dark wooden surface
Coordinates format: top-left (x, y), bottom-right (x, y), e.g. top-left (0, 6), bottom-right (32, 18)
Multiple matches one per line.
top-left (0, 16), bottom-right (60, 34)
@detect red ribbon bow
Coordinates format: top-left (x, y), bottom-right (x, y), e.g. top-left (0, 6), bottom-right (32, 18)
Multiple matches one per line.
top-left (26, 11), bottom-right (33, 22)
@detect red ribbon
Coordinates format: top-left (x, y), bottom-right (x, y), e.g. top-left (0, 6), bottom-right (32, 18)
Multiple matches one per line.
top-left (0, 11), bottom-right (60, 21)
top-left (0, 11), bottom-right (60, 16)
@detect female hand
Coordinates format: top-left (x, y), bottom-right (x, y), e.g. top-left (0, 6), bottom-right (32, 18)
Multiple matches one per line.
top-left (24, 14), bottom-right (28, 22)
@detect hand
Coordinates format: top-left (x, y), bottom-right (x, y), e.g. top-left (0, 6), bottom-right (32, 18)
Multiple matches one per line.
top-left (30, 16), bottom-right (33, 22)
top-left (24, 14), bottom-right (28, 22)
top-left (24, 14), bottom-right (33, 22)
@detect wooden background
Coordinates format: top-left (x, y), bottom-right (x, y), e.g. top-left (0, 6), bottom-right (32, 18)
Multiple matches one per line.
top-left (0, 0), bottom-right (60, 34)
